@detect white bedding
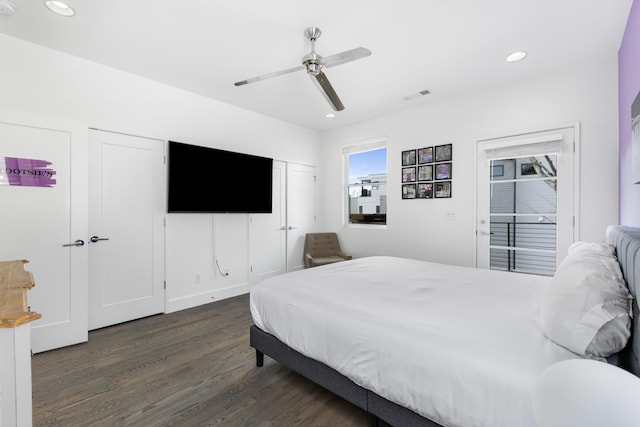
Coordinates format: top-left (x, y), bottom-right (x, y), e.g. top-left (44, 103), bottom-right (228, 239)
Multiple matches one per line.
top-left (250, 256), bottom-right (583, 427)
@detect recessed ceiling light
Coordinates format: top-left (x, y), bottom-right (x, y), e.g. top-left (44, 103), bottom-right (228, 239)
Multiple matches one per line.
top-left (325, 113), bottom-right (336, 119)
top-left (506, 51), bottom-right (527, 63)
top-left (45, 0), bottom-right (74, 17)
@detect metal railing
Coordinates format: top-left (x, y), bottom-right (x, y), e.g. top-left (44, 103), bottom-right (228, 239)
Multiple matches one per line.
top-left (489, 221), bottom-right (557, 276)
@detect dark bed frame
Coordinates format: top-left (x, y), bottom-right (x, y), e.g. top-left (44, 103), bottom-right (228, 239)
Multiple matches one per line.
top-left (249, 225), bottom-right (640, 427)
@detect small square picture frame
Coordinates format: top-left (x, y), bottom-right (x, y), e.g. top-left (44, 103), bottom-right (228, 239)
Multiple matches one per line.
top-left (416, 182), bottom-right (433, 199)
top-left (435, 162), bottom-right (452, 180)
top-left (434, 181), bottom-right (452, 198)
top-left (434, 144), bottom-right (453, 162)
top-left (418, 147), bottom-right (434, 164)
top-left (402, 166), bottom-right (416, 183)
top-left (402, 149), bottom-right (417, 166)
top-left (402, 183), bottom-right (417, 199)
top-left (418, 165), bottom-right (433, 181)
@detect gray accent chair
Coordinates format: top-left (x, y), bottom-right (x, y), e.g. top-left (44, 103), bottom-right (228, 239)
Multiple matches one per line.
top-left (304, 232), bottom-right (352, 268)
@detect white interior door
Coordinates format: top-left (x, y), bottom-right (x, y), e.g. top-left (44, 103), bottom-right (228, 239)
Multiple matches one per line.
top-left (476, 126), bottom-right (577, 273)
top-left (88, 130), bottom-right (165, 330)
top-left (0, 110), bottom-right (88, 353)
top-left (249, 160), bottom-right (286, 284)
top-left (286, 162), bottom-right (316, 272)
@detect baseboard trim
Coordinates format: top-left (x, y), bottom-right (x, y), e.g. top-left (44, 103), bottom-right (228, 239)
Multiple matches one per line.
top-left (165, 282), bottom-right (251, 313)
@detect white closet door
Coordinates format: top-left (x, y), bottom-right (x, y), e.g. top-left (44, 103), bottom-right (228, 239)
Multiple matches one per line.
top-left (286, 162), bottom-right (316, 272)
top-left (88, 129), bottom-right (165, 330)
top-left (249, 160), bottom-right (287, 283)
top-left (0, 110), bottom-right (88, 353)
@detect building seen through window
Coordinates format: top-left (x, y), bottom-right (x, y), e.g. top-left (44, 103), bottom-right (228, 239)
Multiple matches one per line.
top-left (347, 148), bottom-right (386, 225)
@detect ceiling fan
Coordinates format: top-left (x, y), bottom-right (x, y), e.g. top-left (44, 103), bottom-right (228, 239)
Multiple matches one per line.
top-left (234, 27), bottom-right (371, 111)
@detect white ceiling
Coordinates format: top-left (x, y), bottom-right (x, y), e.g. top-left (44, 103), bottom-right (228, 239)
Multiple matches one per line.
top-left (0, 0), bottom-right (633, 131)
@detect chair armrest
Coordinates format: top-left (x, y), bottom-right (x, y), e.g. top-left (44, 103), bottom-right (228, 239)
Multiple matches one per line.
top-left (304, 253), bottom-right (315, 268)
top-left (337, 251), bottom-right (352, 260)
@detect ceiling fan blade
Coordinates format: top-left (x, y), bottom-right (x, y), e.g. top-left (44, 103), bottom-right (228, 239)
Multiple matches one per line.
top-left (310, 71), bottom-right (345, 111)
top-left (234, 65), bottom-right (304, 86)
top-left (323, 47), bottom-right (371, 68)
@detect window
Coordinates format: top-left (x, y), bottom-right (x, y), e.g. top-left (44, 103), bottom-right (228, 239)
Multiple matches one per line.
top-left (344, 140), bottom-right (387, 225)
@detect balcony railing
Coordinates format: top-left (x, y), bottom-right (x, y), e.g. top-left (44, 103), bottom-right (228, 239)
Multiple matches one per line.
top-left (489, 221), bottom-right (557, 276)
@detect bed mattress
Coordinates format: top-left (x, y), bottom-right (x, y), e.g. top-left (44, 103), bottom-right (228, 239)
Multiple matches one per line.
top-left (250, 256), bottom-right (583, 427)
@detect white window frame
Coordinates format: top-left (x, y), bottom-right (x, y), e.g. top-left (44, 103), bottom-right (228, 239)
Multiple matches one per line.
top-left (343, 137), bottom-right (388, 229)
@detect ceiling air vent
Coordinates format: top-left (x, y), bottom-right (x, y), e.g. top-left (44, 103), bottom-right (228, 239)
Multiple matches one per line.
top-left (403, 89), bottom-right (431, 101)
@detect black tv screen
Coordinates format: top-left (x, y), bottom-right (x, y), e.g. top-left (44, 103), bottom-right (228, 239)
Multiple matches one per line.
top-left (167, 141), bottom-right (273, 213)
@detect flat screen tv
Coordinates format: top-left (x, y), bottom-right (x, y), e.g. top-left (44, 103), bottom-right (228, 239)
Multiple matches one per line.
top-left (167, 140), bottom-right (273, 213)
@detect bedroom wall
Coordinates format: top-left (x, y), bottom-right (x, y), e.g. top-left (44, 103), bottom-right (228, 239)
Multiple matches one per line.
top-left (619, 0), bottom-right (640, 227)
top-left (0, 34), bottom-right (321, 311)
top-left (320, 58), bottom-right (620, 267)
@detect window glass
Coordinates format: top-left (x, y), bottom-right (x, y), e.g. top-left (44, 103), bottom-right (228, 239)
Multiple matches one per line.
top-left (347, 147), bottom-right (387, 225)
top-left (489, 155), bottom-right (558, 276)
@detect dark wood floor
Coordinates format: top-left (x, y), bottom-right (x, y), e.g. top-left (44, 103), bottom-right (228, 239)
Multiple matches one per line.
top-left (31, 293), bottom-right (375, 427)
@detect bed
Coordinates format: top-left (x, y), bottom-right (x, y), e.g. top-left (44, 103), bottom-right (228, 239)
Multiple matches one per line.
top-left (249, 225), bottom-right (639, 427)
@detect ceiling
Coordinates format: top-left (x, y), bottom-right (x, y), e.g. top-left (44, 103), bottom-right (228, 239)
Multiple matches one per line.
top-left (0, 0), bottom-right (633, 132)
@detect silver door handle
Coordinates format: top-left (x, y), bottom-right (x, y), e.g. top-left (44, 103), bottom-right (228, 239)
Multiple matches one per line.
top-left (481, 231), bottom-right (494, 235)
top-left (90, 235), bottom-right (110, 243)
top-left (288, 226), bottom-right (298, 230)
top-left (62, 239), bottom-right (85, 247)
top-left (280, 226), bottom-right (286, 231)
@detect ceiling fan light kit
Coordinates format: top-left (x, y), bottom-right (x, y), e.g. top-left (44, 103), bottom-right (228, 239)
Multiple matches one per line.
top-left (234, 27), bottom-right (371, 112)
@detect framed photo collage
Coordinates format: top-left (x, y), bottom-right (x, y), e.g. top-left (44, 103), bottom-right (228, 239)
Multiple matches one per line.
top-left (401, 143), bottom-right (452, 199)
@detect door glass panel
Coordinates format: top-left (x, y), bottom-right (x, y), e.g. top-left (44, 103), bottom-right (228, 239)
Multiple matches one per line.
top-left (489, 155), bottom-right (557, 276)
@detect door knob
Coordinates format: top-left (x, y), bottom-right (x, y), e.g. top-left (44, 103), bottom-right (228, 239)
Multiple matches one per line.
top-left (288, 226), bottom-right (298, 230)
top-left (90, 235), bottom-right (110, 243)
top-left (62, 239), bottom-right (85, 247)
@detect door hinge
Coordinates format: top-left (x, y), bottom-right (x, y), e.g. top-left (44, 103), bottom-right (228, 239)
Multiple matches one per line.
top-left (163, 280), bottom-right (166, 290)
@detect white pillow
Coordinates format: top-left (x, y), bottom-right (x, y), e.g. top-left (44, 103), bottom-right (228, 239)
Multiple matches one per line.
top-left (567, 241), bottom-right (616, 258)
top-left (541, 242), bottom-right (633, 358)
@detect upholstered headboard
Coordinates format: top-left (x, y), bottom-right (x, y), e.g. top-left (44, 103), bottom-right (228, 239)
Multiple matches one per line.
top-left (606, 225), bottom-right (640, 377)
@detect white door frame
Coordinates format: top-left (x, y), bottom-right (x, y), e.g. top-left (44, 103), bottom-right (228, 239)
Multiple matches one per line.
top-left (473, 122), bottom-right (581, 268)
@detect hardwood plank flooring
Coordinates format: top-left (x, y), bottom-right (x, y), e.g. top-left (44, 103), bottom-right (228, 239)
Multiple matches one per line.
top-left (31, 293), bottom-right (374, 427)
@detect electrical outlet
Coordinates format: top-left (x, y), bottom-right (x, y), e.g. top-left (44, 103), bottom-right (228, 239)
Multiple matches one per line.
top-left (194, 273), bottom-right (201, 283)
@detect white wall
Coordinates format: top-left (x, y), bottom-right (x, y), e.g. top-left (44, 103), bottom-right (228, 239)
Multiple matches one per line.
top-left (0, 32), bottom-right (621, 308)
top-left (320, 57), bottom-right (620, 267)
top-left (0, 34), bottom-right (321, 311)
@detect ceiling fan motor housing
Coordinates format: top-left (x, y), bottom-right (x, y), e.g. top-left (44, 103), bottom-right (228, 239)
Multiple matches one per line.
top-left (302, 52), bottom-right (324, 75)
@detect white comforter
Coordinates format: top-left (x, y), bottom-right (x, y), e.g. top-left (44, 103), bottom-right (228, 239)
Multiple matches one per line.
top-left (250, 256), bottom-right (582, 427)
